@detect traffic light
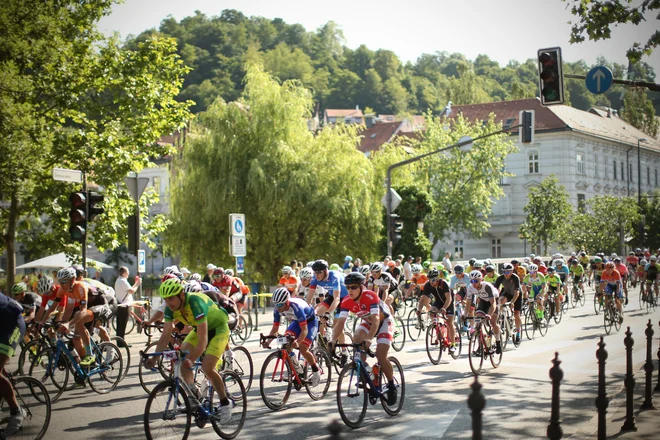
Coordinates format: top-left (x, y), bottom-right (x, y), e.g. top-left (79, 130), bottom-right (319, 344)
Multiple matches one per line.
top-left (519, 110), bottom-right (535, 144)
top-left (69, 192), bottom-right (87, 242)
top-left (390, 214), bottom-right (403, 245)
top-left (537, 47), bottom-right (564, 106)
top-left (87, 192), bottom-right (105, 220)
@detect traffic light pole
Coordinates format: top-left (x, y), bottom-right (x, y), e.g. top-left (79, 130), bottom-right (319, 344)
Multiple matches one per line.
top-left (564, 74), bottom-right (660, 92)
top-left (385, 123), bottom-right (524, 256)
top-left (82, 172), bottom-right (87, 272)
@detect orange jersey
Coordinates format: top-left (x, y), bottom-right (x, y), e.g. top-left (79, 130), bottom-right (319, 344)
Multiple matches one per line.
top-left (600, 269), bottom-right (622, 284)
top-left (279, 275), bottom-right (299, 293)
top-left (57, 280), bottom-right (88, 306)
top-left (412, 273), bottom-right (429, 286)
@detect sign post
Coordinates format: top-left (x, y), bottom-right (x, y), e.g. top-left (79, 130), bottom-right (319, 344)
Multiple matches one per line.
top-left (138, 249), bottom-right (146, 273)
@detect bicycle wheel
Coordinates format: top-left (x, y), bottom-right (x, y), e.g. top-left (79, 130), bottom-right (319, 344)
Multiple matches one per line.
top-left (259, 351), bottom-right (292, 411)
top-left (381, 356), bottom-right (405, 416)
top-left (111, 336), bottom-right (130, 381)
top-left (571, 286), bottom-right (578, 308)
top-left (524, 308), bottom-right (536, 340)
top-left (5, 376), bottom-right (52, 440)
top-left (538, 312), bottom-right (549, 337)
top-left (144, 380), bottom-right (191, 440)
top-left (211, 371), bottom-right (247, 439)
top-left (451, 319), bottom-right (462, 359)
top-left (139, 342), bottom-right (169, 395)
top-left (17, 339), bottom-right (49, 377)
top-left (614, 307), bottom-right (622, 332)
top-left (305, 348), bottom-right (332, 401)
top-left (228, 346), bottom-right (253, 393)
top-left (406, 309), bottom-right (424, 342)
top-left (336, 362), bottom-right (368, 429)
top-left (468, 328), bottom-right (484, 375)
top-left (425, 325), bottom-right (442, 365)
top-left (498, 314), bottom-right (509, 352)
top-left (603, 305), bottom-right (613, 335)
top-left (553, 302), bottom-right (563, 324)
top-left (29, 347), bottom-right (69, 403)
top-left (391, 316), bottom-right (406, 352)
top-left (489, 336), bottom-right (503, 368)
top-left (230, 315), bottom-right (249, 346)
top-left (88, 342), bottom-right (123, 394)
top-left (639, 287), bottom-right (645, 310)
top-left (579, 289), bottom-right (586, 306)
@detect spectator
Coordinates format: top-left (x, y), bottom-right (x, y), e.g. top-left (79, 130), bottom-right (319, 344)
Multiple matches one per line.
top-left (114, 266), bottom-right (141, 344)
top-left (353, 258), bottom-right (362, 272)
top-left (442, 252), bottom-right (452, 273)
top-left (203, 264), bottom-right (215, 283)
top-left (93, 270), bottom-right (106, 284)
top-left (403, 256), bottom-right (413, 281)
top-left (415, 256), bottom-right (422, 265)
top-left (342, 256), bottom-right (353, 272)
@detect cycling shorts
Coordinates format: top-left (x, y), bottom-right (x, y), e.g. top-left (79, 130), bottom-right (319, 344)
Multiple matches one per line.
top-left (84, 304), bottom-right (113, 330)
top-left (502, 292), bottom-right (522, 311)
top-left (183, 326), bottom-right (229, 360)
top-left (355, 315), bottom-right (394, 346)
top-left (321, 294), bottom-right (342, 318)
top-left (431, 300), bottom-right (454, 316)
top-left (572, 275), bottom-right (583, 283)
top-left (0, 312), bottom-right (26, 357)
top-left (604, 284), bottom-right (622, 298)
top-left (230, 292), bottom-right (245, 304)
top-left (476, 299), bottom-right (493, 315)
top-left (528, 285), bottom-right (544, 298)
top-left (283, 319), bottom-right (318, 347)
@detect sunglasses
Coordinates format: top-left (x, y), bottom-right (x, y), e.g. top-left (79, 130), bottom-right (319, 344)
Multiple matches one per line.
top-left (470, 279), bottom-right (480, 284)
top-left (314, 271), bottom-right (325, 275)
top-left (275, 302), bottom-right (287, 308)
top-left (503, 271), bottom-right (513, 274)
top-left (346, 285), bottom-right (361, 290)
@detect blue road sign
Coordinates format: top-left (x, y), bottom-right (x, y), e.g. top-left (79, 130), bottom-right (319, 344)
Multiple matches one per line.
top-left (236, 256), bottom-right (244, 274)
top-left (234, 219), bottom-right (243, 234)
top-left (585, 66), bottom-right (613, 94)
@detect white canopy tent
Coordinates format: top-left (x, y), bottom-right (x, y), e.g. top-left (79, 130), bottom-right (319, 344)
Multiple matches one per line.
top-left (16, 252), bottom-right (113, 270)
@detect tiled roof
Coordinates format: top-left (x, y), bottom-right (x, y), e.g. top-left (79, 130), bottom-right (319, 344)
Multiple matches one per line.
top-left (358, 121), bottom-right (402, 153)
top-left (325, 109), bottom-right (364, 118)
top-left (451, 98), bottom-right (565, 133)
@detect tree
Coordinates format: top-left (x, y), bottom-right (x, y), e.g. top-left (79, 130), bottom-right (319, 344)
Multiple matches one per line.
top-left (390, 186), bottom-right (436, 258)
top-left (166, 65), bottom-right (382, 285)
top-left (0, 0), bottom-right (191, 289)
top-left (564, 0), bottom-right (659, 64)
top-left (636, 189), bottom-right (660, 249)
top-left (621, 87), bottom-right (659, 138)
top-left (519, 175), bottom-right (572, 255)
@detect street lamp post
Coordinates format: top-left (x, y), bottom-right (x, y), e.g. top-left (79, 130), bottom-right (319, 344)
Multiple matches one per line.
top-left (637, 138), bottom-right (647, 242)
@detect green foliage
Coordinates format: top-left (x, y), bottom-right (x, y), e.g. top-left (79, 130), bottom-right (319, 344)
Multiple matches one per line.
top-left (519, 175), bottom-right (572, 255)
top-left (621, 88), bottom-right (659, 138)
top-left (637, 189), bottom-right (660, 250)
top-left (166, 65), bottom-right (382, 285)
top-left (390, 186), bottom-right (435, 258)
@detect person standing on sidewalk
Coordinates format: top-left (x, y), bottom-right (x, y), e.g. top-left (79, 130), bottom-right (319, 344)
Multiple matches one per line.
top-left (114, 266), bottom-right (141, 343)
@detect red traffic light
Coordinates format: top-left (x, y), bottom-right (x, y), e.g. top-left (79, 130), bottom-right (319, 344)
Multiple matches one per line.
top-left (537, 47), bottom-right (564, 106)
top-left (69, 192), bottom-right (86, 209)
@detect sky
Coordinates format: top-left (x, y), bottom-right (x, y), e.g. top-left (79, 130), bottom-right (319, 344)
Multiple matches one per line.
top-left (98, 0), bottom-right (660, 75)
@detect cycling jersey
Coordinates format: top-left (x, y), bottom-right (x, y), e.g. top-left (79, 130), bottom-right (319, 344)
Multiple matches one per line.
top-left (56, 280), bottom-right (88, 308)
top-left (570, 264), bottom-right (585, 276)
top-left (411, 273), bottom-right (429, 286)
top-left (579, 256), bottom-right (590, 267)
top-left (513, 266), bottom-right (527, 280)
top-left (367, 271), bottom-right (397, 297)
top-left (466, 281), bottom-right (499, 303)
top-left (449, 274), bottom-right (470, 290)
top-left (537, 264), bottom-right (548, 275)
top-left (310, 270), bottom-right (348, 299)
top-left (279, 275), bottom-right (299, 294)
top-left (421, 279), bottom-right (453, 313)
top-left (644, 263), bottom-right (660, 282)
top-left (163, 292), bottom-right (229, 330)
top-left (483, 272), bottom-right (499, 284)
top-left (591, 263), bottom-right (606, 278)
top-left (83, 278), bottom-right (115, 297)
top-left (546, 274), bottom-right (563, 288)
top-left (614, 263), bottom-right (628, 276)
top-left (213, 275), bottom-right (241, 295)
top-left (626, 256), bottom-right (639, 267)
top-left (523, 273), bottom-right (547, 297)
top-left (200, 282), bottom-right (218, 291)
top-left (338, 289), bottom-right (390, 322)
top-left (0, 294), bottom-right (26, 357)
top-left (272, 297), bottom-right (316, 328)
top-left (600, 269), bottom-right (622, 285)
top-left (18, 292), bottom-right (41, 313)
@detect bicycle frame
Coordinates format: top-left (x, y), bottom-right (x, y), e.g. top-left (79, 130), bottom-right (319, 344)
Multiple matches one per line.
top-left (52, 335), bottom-right (108, 379)
top-left (342, 346), bottom-right (383, 400)
top-left (261, 335), bottom-right (307, 387)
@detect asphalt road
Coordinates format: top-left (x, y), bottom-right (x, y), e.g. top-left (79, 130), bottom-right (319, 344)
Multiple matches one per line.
top-left (10, 285), bottom-right (660, 439)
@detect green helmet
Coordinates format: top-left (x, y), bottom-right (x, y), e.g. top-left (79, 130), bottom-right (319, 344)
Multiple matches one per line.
top-left (593, 257), bottom-right (602, 263)
top-left (159, 278), bottom-right (184, 298)
top-left (422, 260), bottom-right (431, 269)
top-left (329, 263), bottom-right (341, 271)
top-left (11, 282), bottom-right (27, 296)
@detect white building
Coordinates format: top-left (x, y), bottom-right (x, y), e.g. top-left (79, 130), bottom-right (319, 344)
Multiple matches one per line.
top-left (434, 98), bottom-right (660, 260)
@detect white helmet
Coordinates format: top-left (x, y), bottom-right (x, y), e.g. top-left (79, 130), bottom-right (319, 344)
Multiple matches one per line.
top-left (184, 281), bottom-right (202, 293)
top-left (272, 287), bottom-right (290, 304)
top-left (225, 269), bottom-right (234, 277)
top-left (299, 267), bottom-right (313, 279)
top-left (190, 273), bottom-right (202, 282)
top-left (411, 264), bottom-right (422, 274)
top-left (206, 263), bottom-right (216, 271)
top-left (57, 267), bottom-right (76, 283)
top-left (282, 266), bottom-right (293, 275)
top-left (528, 264), bottom-right (539, 272)
top-left (163, 266), bottom-right (176, 275)
top-left (37, 276), bottom-right (54, 295)
top-left (180, 267), bottom-right (191, 276)
top-left (469, 270), bottom-right (483, 280)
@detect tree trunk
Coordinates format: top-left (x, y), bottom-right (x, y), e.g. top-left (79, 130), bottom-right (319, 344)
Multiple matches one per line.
top-left (5, 192), bottom-right (19, 290)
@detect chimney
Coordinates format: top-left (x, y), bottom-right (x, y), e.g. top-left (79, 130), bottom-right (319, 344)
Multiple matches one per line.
top-left (356, 105), bottom-right (359, 111)
top-left (607, 108), bottom-right (612, 118)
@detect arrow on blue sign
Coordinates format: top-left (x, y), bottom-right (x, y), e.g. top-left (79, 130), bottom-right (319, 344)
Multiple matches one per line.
top-left (234, 219), bottom-right (243, 233)
top-left (585, 66), bottom-right (613, 95)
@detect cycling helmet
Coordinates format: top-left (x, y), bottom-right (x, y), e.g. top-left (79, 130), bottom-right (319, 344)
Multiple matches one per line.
top-left (306, 261), bottom-right (314, 267)
top-left (605, 261), bottom-right (615, 268)
top-left (57, 267), bottom-right (76, 283)
top-left (213, 268), bottom-right (225, 278)
top-left (344, 272), bottom-right (366, 285)
top-left (272, 287), bottom-right (290, 304)
top-left (172, 271), bottom-right (185, 281)
top-left (180, 267), bottom-right (191, 276)
top-left (613, 257), bottom-right (621, 263)
top-left (636, 248), bottom-right (641, 253)
top-left (468, 259), bottom-right (476, 266)
top-left (72, 264), bottom-right (85, 277)
top-left (472, 261), bottom-right (483, 269)
top-left (369, 262), bottom-right (383, 273)
top-left (571, 259), bottom-right (578, 265)
top-left (184, 281), bottom-right (202, 293)
top-left (11, 283), bottom-right (27, 296)
top-left (502, 263), bottom-right (514, 271)
top-left (190, 273), bottom-right (202, 282)
top-left (427, 269), bottom-right (440, 280)
top-left (300, 267), bottom-right (313, 279)
top-left (411, 264), bottom-right (422, 274)
top-left (163, 266), bottom-right (175, 275)
top-left (387, 261), bottom-right (396, 267)
top-left (485, 265), bottom-right (495, 273)
top-left (580, 251), bottom-right (587, 256)
top-left (570, 252), bottom-right (576, 257)
top-left (611, 253), bottom-right (617, 259)
top-left (454, 264), bottom-right (464, 274)
top-left (511, 259), bottom-right (520, 265)
top-left (344, 256), bottom-right (353, 262)
top-left (593, 257), bottom-right (602, 263)
top-left (358, 265), bottom-right (370, 276)
top-left (469, 270), bottom-right (483, 280)
top-left (329, 263), bottom-right (341, 271)
top-left (523, 257), bottom-right (530, 264)
top-left (650, 255), bottom-right (657, 261)
top-left (484, 259), bottom-right (492, 266)
top-left (311, 259), bottom-right (328, 271)
top-left (422, 260), bottom-right (431, 269)
top-left (530, 254), bottom-right (536, 259)
top-left (547, 267), bottom-right (556, 273)
top-left (225, 269), bottom-right (234, 277)
top-left (206, 264), bottom-right (216, 271)
top-left (629, 252), bottom-right (635, 256)
top-left (281, 266), bottom-right (293, 275)
top-left (528, 264), bottom-right (538, 272)
top-left (555, 259), bottom-right (563, 266)
top-left (37, 276), bottom-right (54, 295)
top-left (159, 278), bottom-right (184, 298)
top-left (640, 259), bottom-right (648, 265)
top-left (161, 273), bottom-right (177, 282)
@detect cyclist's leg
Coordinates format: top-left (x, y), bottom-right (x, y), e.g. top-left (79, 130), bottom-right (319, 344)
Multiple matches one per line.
top-left (201, 330), bottom-right (230, 401)
top-left (0, 315), bottom-right (25, 411)
top-left (374, 316), bottom-right (394, 381)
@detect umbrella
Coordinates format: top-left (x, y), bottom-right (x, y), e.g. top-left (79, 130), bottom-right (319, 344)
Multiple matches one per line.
top-left (16, 252), bottom-right (113, 270)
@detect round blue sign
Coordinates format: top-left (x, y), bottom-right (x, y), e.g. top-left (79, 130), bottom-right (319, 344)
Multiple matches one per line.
top-left (234, 219), bottom-right (243, 233)
top-left (585, 66), bottom-right (613, 95)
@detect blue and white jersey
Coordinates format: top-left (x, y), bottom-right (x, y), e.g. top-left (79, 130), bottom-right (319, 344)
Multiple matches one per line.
top-left (556, 265), bottom-right (570, 279)
top-left (200, 282), bottom-right (218, 292)
top-left (449, 274), bottom-right (470, 290)
top-left (273, 298), bottom-right (316, 326)
top-left (310, 270), bottom-right (348, 299)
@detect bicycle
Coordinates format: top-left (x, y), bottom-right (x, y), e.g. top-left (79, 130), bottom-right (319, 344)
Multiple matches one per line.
top-left (0, 368), bottom-right (51, 440)
top-left (641, 281), bottom-right (657, 313)
top-left (258, 334), bottom-right (332, 411)
top-left (497, 302), bottom-right (520, 350)
top-left (335, 342), bottom-right (405, 429)
top-left (316, 314), bottom-right (354, 375)
top-left (90, 326), bottom-right (131, 382)
top-left (524, 298), bottom-right (548, 340)
top-left (425, 310), bottom-right (461, 365)
top-left (229, 310), bottom-right (253, 346)
top-left (467, 312), bottom-right (502, 375)
top-left (111, 298), bottom-right (151, 335)
top-left (141, 349), bottom-right (247, 440)
top-left (593, 282), bottom-right (604, 315)
top-left (603, 295), bottom-right (622, 335)
top-left (545, 291), bottom-right (565, 324)
top-left (406, 308), bottom-right (429, 342)
top-left (571, 279), bottom-right (586, 308)
top-left (29, 328), bottom-right (123, 401)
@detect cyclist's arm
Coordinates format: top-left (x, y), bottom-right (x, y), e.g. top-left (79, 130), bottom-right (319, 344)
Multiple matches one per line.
top-left (306, 286), bottom-right (316, 305)
top-left (330, 315), bottom-right (347, 343)
top-left (154, 321), bottom-right (174, 352)
top-left (442, 289), bottom-right (452, 312)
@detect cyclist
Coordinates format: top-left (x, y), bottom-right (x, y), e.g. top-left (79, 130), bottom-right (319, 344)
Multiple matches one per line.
top-left (263, 288), bottom-right (321, 386)
top-left (612, 257), bottom-right (629, 305)
top-left (419, 269), bottom-right (456, 354)
top-left (213, 268), bottom-right (249, 314)
top-left (36, 275), bottom-right (64, 324)
top-left (590, 257), bottom-right (606, 303)
top-left (511, 259), bottom-right (527, 281)
top-left (644, 256), bottom-right (660, 301)
top-left (569, 260), bottom-right (585, 296)
top-left (626, 252), bottom-right (639, 286)
top-left (0, 293), bottom-right (27, 436)
top-left (449, 265), bottom-right (470, 331)
top-left (330, 272), bottom-right (398, 405)
top-left (523, 264), bottom-right (547, 320)
top-left (483, 265), bottom-right (499, 284)
top-left (545, 267), bottom-right (563, 317)
top-left (297, 267), bottom-right (316, 303)
top-left (600, 262), bottom-right (624, 324)
top-left (408, 264), bottom-right (428, 299)
top-left (493, 263), bottom-right (522, 343)
top-left (10, 283), bottom-right (40, 325)
top-left (278, 266), bottom-right (300, 296)
top-left (464, 270), bottom-right (502, 354)
top-left (554, 260), bottom-right (570, 303)
top-left (367, 262), bottom-right (397, 306)
top-left (145, 278), bottom-right (233, 423)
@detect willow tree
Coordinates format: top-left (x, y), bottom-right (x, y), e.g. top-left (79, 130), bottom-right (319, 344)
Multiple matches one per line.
top-left (167, 65), bottom-right (382, 282)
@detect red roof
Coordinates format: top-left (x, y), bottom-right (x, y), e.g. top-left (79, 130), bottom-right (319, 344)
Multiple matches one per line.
top-left (358, 121), bottom-right (402, 153)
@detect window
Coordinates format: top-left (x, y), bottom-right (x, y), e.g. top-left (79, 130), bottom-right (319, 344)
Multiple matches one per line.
top-left (647, 167), bottom-right (651, 186)
top-left (604, 159), bottom-right (609, 178)
top-left (629, 163), bottom-right (633, 183)
top-left (576, 153), bottom-right (584, 174)
top-left (594, 155), bottom-right (599, 177)
top-left (152, 176), bottom-right (161, 193)
top-left (528, 153), bottom-right (539, 174)
top-left (656, 169), bottom-right (658, 187)
top-left (613, 161), bottom-right (617, 180)
top-left (454, 240), bottom-right (464, 259)
top-left (577, 194), bottom-right (586, 212)
top-left (491, 239), bottom-right (502, 258)
top-left (503, 118), bottom-right (516, 129)
top-left (621, 162), bottom-right (625, 182)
